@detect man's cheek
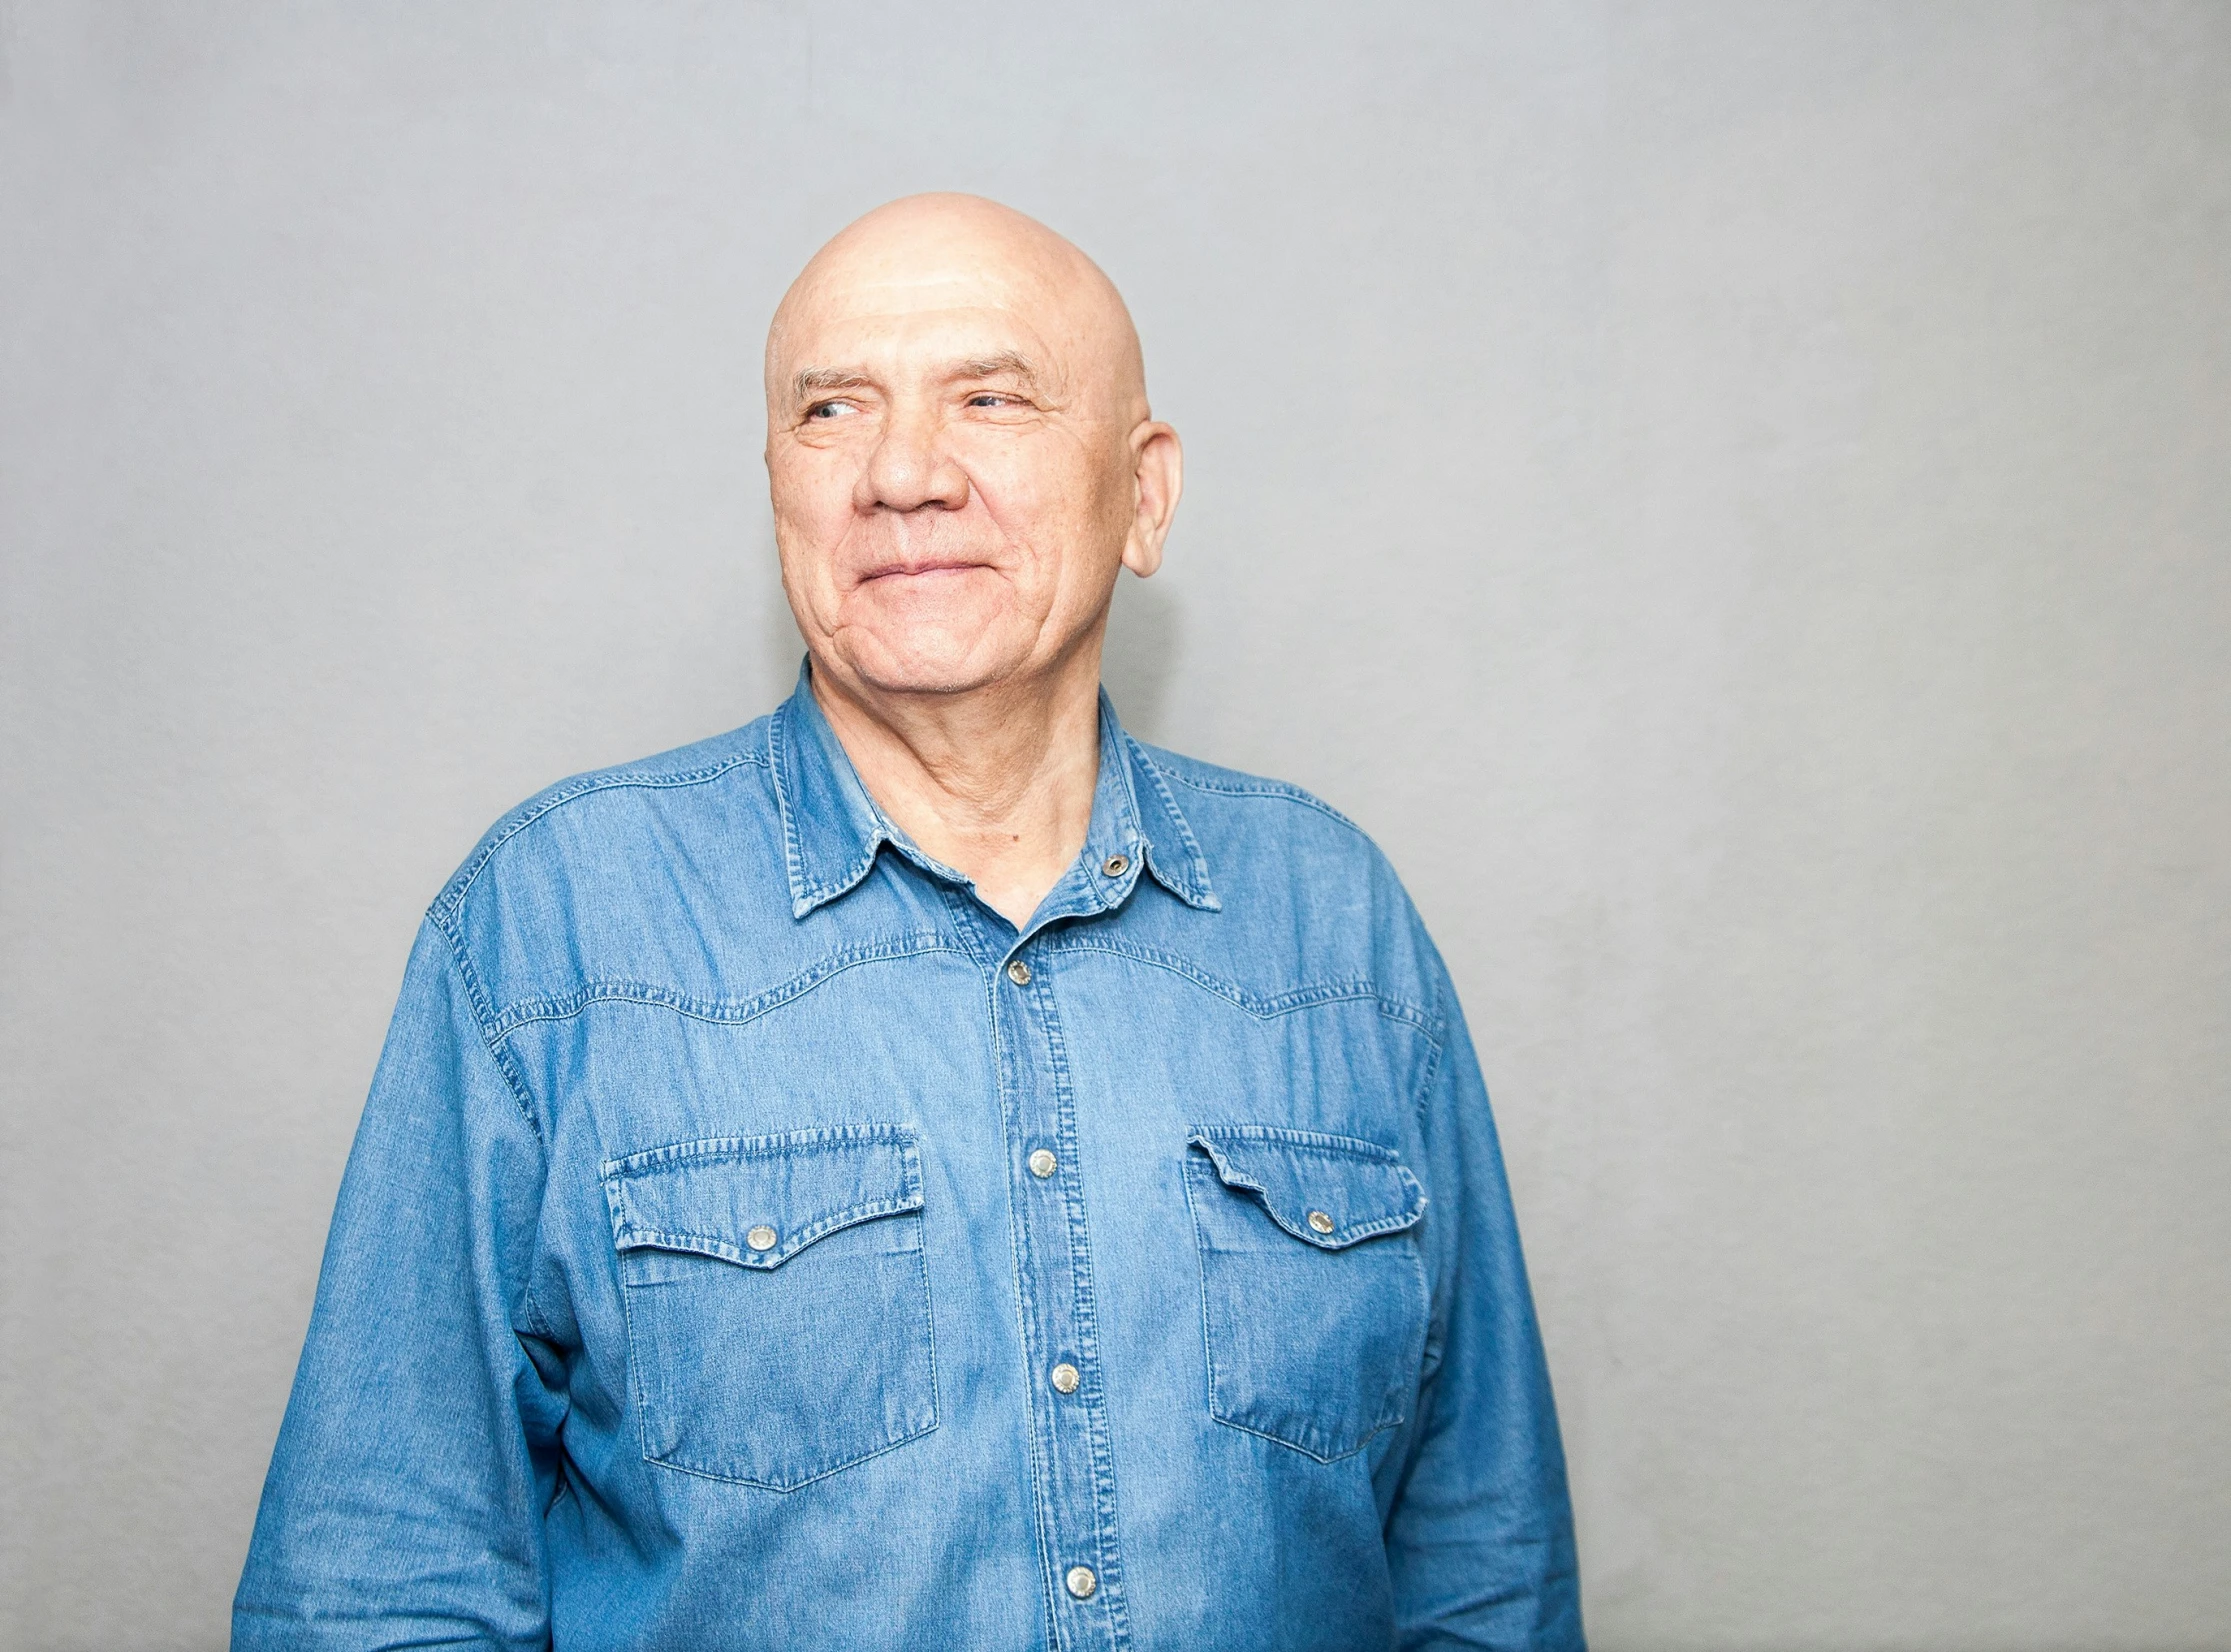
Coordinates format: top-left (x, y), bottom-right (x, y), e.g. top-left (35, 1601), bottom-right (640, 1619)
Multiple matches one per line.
top-left (964, 467), bottom-right (1071, 547)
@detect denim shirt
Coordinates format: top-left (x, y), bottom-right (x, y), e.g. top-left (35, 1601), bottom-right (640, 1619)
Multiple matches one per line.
top-left (235, 668), bottom-right (1583, 1652)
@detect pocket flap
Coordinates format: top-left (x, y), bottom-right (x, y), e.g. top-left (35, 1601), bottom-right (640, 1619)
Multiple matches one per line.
top-left (1188, 1126), bottom-right (1425, 1249)
top-left (603, 1125), bottom-right (922, 1270)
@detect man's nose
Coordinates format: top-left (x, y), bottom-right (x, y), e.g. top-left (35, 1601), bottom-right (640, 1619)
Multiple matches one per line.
top-left (858, 403), bottom-right (970, 513)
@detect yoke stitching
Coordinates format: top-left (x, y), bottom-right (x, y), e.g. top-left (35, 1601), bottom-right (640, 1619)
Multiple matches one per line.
top-left (1039, 934), bottom-right (1440, 1034)
top-left (434, 748), bottom-right (767, 923)
top-left (486, 935), bottom-right (962, 1041)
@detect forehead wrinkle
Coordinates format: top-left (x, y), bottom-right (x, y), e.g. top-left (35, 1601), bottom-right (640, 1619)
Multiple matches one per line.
top-left (766, 195), bottom-right (1147, 418)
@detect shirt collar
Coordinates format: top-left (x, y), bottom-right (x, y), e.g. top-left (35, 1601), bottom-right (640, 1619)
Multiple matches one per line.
top-left (769, 659), bottom-right (1219, 921)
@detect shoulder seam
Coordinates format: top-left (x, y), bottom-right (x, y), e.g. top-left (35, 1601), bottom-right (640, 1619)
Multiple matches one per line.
top-left (425, 908), bottom-right (547, 1143)
top-left (431, 747), bottom-right (767, 923)
top-left (1409, 973), bottom-right (1452, 1132)
top-left (1153, 764), bottom-right (1363, 834)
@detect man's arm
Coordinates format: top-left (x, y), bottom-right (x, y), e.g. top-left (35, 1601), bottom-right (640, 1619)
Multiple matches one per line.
top-left (234, 919), bottom-right (561, 1652)
top-left (1384, 946), bottom-right (1585, 1651)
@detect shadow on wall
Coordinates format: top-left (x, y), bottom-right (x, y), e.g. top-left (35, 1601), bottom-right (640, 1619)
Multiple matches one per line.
top-left (758, 543), bottom-right (808, 703)
top-left (757, 558), bottom-right (1184, 748)
top-left (1102, 572), bottom-right (1181, 745)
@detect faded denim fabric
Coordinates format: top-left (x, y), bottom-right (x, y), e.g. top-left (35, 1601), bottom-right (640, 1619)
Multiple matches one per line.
top-left (235, 667), bottom-right (1584, 1651)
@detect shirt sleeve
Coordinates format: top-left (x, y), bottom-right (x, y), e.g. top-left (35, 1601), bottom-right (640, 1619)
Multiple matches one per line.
top-left (1383, 943), bottom-right (1586, 1651)
top-left (233, 918), bottom-right (561, 1652)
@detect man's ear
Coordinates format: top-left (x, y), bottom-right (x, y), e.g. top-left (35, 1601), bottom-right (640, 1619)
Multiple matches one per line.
top-left (1122, 422), bottom-right (1183, 578)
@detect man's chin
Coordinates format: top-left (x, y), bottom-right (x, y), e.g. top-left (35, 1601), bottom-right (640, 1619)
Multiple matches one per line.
top-left (828, 631), bottom-right (1029, 700)
top-left (826, 595), bottom-right (1044, 699)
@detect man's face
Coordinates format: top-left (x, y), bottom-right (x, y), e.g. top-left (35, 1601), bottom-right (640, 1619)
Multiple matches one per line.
top-left (764, 212), bottom-right (1168, 700)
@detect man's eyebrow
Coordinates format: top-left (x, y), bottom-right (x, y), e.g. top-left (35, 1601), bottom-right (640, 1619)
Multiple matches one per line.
top-left (791, 366), bottom-right (873, 400)
top-left (790, 353), bottom-right (1042, 402)
top-left (953, 351), bottom-right (1038, 383)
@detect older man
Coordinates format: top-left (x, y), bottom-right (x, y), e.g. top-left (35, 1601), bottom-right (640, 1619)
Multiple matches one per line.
top-left (235, 195), bottom-right (1583, 1651)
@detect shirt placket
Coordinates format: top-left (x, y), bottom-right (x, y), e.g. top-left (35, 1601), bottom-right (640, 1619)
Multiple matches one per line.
top-left (977, 907), bottom-right (1131, 1652)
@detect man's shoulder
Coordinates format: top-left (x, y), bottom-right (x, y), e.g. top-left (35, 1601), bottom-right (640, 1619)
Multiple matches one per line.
top-left (1123, 737), bottom-right (1448, 1033)
top-left (428, 718), bottom-right (777, 929)
top-left (1129, 739), bottom-right (1366, 836)
top-left (1127, 737), bottom-right (1398, 887)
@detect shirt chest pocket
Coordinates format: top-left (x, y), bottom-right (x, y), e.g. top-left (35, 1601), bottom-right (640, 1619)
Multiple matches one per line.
top-left (601, 1125), bottom-right (938, 1490)
top-left (1183, 1126), bottom-right (1429, 1462)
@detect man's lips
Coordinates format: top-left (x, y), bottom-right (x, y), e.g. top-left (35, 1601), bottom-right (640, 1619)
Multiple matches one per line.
top-left (858, 559), bottom-right (994, 582)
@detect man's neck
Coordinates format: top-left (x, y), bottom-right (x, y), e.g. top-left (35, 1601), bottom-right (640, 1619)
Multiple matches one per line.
top-left (809, 649), bottom-right (1105, 931)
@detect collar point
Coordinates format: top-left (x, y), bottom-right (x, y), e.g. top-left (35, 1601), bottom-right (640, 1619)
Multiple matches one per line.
top-left (1140, 840), bottom-right (1219, 913)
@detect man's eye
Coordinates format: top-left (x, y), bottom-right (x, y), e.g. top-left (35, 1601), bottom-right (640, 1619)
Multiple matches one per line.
top-left (967, 393), bottom-right (1015, 409)
top-left (805, 400), bottom-right (857, 420)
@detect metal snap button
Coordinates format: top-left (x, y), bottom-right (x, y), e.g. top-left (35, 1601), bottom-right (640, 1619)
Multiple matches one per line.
top-left (1006, 959), bottom-right (1032, 985)
top-left (746, 1224), bottom-right (778, 1252)
top-left (1306, 1210), bottom-right (1336, 1235)
top-left (1101, 854), bottom-right (1129, 877)
top-left (1028, 1148), bottom-right (1058, 1179)
top-left (1065, 1565), bottom-right (1097, 1600)
top-left (1050, 1362), bottom-right (1081, 1394)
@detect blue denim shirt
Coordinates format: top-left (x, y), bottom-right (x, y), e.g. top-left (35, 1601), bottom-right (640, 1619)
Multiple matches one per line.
top-left (235, 668), bottom-right (1583, 1651)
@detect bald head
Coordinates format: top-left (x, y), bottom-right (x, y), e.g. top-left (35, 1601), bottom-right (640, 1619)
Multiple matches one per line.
top-left (766, 194), bottom-right (1148, 426)
top-left (761, 193), bottom-right (1180, 708)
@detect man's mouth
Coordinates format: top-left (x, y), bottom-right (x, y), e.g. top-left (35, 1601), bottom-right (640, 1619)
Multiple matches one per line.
top-left (860, 559), bottom-right (992, 582)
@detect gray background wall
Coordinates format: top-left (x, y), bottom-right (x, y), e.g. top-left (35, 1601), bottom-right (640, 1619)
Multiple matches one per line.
top-left (3, 3), bottom-right (2226, 1648)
